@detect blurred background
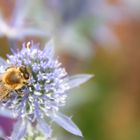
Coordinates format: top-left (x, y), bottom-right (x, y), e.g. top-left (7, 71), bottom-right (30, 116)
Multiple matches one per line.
top-left (0, 0), bottom-right (140, 140)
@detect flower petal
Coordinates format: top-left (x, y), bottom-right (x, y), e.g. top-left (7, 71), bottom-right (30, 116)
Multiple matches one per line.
top-left (37, 118), bottom-right (52, 138)
top-left (10, 119), bottom-right (27, 140)
top-left (50, 112), bottom-right (83, 137)
top-left (43, 39), bottom-right (55, 58)
top-left (67, 74), bottom-right (93, 89)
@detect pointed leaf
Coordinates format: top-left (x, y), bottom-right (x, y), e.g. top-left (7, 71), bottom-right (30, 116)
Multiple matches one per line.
top-left (0, 108), bottom-right (14, 118)
top-left (37, 118), bottom-right (52, 138)
top-left (50, 112), bottom-right (83, 137)
top-left (44, 39), bottom-right (55, 58)
top-left (68, 74), bottom-right (93, 89)
top-left (10, 119), bottom-right (27, 140)
top-left (0, 16), bottom-right (8, 35)
top-left (9, 39), bottom-right (18, 54)
top-left (12, 0), bottom-right (34, 27)
top-left (18, 27), bottom-right (49, 38)
top-left (0, 126), bottom-right (5, 138)
top-left (0, 57), bottom-right (6, 66)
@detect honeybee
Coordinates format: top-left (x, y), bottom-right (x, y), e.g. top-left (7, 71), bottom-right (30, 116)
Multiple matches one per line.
top-left (0, 65), bottom-right (30, 101)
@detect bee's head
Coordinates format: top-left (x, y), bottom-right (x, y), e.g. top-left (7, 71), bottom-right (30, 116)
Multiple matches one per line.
top-left (19, 65), bottom-right (30, 80)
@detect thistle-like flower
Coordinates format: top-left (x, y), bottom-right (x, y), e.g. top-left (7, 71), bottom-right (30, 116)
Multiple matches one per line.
top-left (0, 40), bottom-right (92, 140)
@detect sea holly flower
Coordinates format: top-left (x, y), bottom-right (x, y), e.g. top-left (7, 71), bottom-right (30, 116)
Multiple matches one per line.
top-left (0, 40), bottom-right (93, 140)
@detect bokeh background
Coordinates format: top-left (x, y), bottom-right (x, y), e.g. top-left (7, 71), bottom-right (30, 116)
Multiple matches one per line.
top-left (0, 0), bottom-right (140, 140)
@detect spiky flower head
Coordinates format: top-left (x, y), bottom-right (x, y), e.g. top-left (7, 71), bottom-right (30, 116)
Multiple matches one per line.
top-left (0, 40), bottom-right (92, 140)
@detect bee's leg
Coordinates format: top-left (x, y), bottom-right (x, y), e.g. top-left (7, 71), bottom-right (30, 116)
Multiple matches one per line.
top-left (15, 89), bottom-right (19, 95)
top-left (6, 93), bottom-right (11, 98)
top-left (23, 82), bottom-right (29, 85)
top-left (15, 89), bottom-right (24, 97)
top-left (2, 92), bottom-right (11, 102)
top-left (23, 82), bottom-right (31, 88)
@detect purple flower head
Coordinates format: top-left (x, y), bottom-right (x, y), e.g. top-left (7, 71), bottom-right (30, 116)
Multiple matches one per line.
top-left (0, 40), bottom-right (93, 140)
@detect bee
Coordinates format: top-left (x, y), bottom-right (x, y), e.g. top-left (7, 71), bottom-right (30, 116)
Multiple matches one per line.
top-left (0, 65), bottom-right (30, 101)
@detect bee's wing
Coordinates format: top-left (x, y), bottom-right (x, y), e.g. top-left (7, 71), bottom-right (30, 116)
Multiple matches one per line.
top-left (0, 81), bottom-right (9, 101)
top-left (0, 73), bottom-right (3, 83)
